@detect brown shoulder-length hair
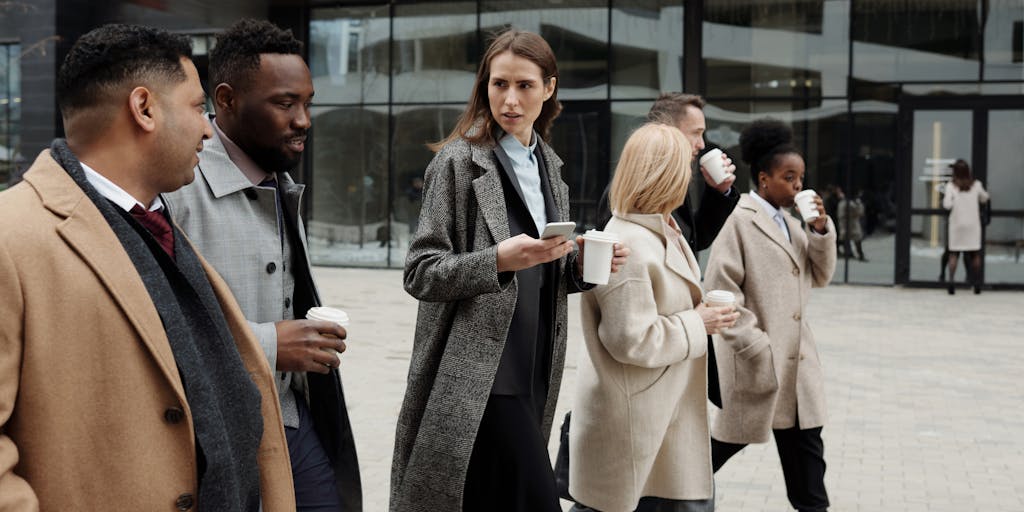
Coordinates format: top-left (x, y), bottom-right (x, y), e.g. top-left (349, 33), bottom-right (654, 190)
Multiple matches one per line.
top-left (950, 159), bottom-right (975, 191)
top-left (429, 29), bottom-right (561, 152)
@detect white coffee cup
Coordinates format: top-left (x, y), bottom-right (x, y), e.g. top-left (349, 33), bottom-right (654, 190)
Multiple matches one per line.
top-left (704, 290), bottom-right (736, 308)
top-left (581, 229), bottom-right (618, 285)
top-left (699, 148), bottom-right (730, 185)
top-left (306, 306), bottom-right (349, 363)
top-left (794, 189), bottom-right (820, 222)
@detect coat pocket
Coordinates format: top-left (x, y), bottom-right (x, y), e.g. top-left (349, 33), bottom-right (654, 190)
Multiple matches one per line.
top-left (734, 346), bottom-right (778, 397)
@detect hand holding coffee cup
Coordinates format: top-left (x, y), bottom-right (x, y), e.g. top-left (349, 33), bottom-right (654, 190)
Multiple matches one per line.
top-left (698, 290), bottom-right (740, 335)
top-left (794, 189), bottom-right (828, 232)
top-left (306, 306), bottom-right (350, 370)
top-left (699, 148), bottom-right (737, 193)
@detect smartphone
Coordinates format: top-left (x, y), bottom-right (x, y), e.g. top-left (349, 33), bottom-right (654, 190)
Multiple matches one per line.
top-left (540, 221), bottom-right (576, 240)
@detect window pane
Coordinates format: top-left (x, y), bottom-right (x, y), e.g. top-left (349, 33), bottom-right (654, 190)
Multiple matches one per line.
top-left (982, 217), bottom-right (1024, 285)
top-left (704, 0), bottom-right (849, 98)
top-left (393, 2), bottom-right (479, 104)
top-left (610, 101), bottom-right (653, 169)
top-left (310, 6), bottom-right (390, 105)
top-left (481, 0), bottom-right (609, 100)
top-left (845, 109), bottom-right (898, 285)
top-left (909, 213), bottom-right (948, 282)
top-left (610, 0), bottom-right (684, 99)
top-left (986, 110), bottom-right (1024, 214)
top-left (0, 44), bottom-right (20, 191)
top-left (308, 105), bottom-right (390, 267)
top-left (390, 104), bottom-right (463, 266)
top-left (703, 99), bottom-right (848, 194)
top-left (548, 103), bottom-right (609, 231)
top-left (910, 110), bottom-right (972, 211)
top-left (853, 0), bottom-right (980, 83)
top-left (984, 0), bottom-right (1024, 80)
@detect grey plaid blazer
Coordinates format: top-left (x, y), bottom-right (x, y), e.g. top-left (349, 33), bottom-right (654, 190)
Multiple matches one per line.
top-left (390, 135), bottom-right (585, 511)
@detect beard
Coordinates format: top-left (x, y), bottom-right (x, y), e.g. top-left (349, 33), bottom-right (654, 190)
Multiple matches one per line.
top-left (244, 137), bottom-right (304, 174)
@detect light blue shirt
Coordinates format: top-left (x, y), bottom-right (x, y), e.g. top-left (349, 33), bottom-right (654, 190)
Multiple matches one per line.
top-left (499, 132), bottom-right (547, 235)
top-left (750, 191), bottom-right (791, 242)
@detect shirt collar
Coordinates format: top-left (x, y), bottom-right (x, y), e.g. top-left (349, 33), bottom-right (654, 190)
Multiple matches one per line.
top-left (80, 162), bottom-right (163, 213)
top-left (213, 118), bottom-right (275, 186)
top-left (750, 190), bottom-right (784, 220)
top-left (498, 132), bottom-right (537, 164)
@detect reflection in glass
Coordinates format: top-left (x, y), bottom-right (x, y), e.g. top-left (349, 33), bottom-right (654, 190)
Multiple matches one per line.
top-left (910, 110), bottom-right (972, 210)
top-left (0, 43), bottom-right (20, 191)
top-left (481, 0), bottom-right (609, 100)
top-left (393, 2), bottom-right (478, 104)
top-left (549, 104), bottom-right (608, 231)
top-left (853, 0), bottom-right (979, 83)
top-left (390, 105), bottom-right (463, 265)
top-left (845, 110), bottom-right (897, 284)
top-left (610, 101), bottom-right (653, 169)
top-left (610, 0), bottom-right (683, 99)
top-left (703, 100), bottom-right (848, 194)
top-left (909, 214), bottom-right (949, 282)
top-left (987, 2), bottom-right (1024, 79)
top-left (310, 6), bottom-right (390, 105)
top-left (704, 0), bottom-right (848, 98)
top-left (308, 106), bottom-right (390, 267)
top-left (982, 217), bottom-right (1024, 285)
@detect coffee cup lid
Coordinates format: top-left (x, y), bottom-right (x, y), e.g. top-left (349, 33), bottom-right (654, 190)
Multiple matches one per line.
top-left (583, 229), bottom-right (618, 243)
top-left (699, 148), bottom-right (723, 164)
top-left (795, 189), bottom-right (817, 199)
top-left (307, 306), bottom-right (350, 325)
top-left (706, 290), bottom-right (735, 303)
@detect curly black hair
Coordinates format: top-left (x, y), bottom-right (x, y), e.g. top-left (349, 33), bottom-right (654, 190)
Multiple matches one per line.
top-left (209, 19), bottom-right (303, 90)
top-left (739, 118), bottom-right (800, 177)
top-left (57, 24), bottom-right (192, 116)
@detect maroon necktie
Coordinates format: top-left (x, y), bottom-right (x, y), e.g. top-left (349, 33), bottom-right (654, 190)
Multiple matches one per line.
top-left (130, 204), bottom-right (175, 261)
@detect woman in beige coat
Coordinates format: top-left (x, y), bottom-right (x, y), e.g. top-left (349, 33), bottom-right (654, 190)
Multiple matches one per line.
top-left (570, 124), bottom-right (738, 512)
top-left (704, 119), bottom-right (836, 512)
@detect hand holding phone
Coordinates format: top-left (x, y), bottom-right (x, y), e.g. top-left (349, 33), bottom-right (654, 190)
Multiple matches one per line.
top-left (540, 221), bottom-right (576, 240)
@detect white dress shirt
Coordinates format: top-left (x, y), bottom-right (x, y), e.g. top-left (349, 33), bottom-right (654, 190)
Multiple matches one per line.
top-left (81, 162), bottom-right (163, 213)
top-left (750, 190), bottom-right (791, 242)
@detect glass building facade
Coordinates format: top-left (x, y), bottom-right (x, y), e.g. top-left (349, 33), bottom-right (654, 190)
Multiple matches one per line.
top-left (300, 0), bottom-right (1024, 289)
top-left (1, 0), bottom-right (1021, 287)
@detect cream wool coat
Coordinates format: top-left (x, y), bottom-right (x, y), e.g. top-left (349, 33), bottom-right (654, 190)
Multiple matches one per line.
top-left (570, 212), bottom-right (711, 512)
top-left (704, 194), bottom-right (836, 444)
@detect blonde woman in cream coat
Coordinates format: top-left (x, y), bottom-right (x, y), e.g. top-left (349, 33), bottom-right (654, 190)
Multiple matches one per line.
top-left (569, 123), bottom-right (739, 512)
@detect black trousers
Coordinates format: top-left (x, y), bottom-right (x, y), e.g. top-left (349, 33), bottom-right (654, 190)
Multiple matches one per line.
top-left (285, 390), bottom-right (342, 511)
top-left (712, 427), bottom-right (829, 512)
top-left (463, 394), bottom-right (561, 512)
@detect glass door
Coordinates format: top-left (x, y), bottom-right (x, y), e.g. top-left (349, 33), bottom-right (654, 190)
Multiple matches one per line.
top-left (897, 96), bottom-right (1024, 288)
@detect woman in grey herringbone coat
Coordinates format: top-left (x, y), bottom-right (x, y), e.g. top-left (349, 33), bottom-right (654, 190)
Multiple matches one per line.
top-left (390, 29), bottom-right (627, 512)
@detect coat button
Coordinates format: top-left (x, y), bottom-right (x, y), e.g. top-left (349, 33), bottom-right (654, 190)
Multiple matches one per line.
top-left (266, 262), bottom-right (277, 274)
top-left (800, 355), bottom-right (806, 361)
top-left (164, 407), bottom-right (185, 424)
top-left (793, 313), bottom-right (801, 321)
top-left (175, 493), bottom-right (194, 510)
top-left (284, 297), bottom-right (291, 308)
top-left (792, 267), bottom-right (799, 276)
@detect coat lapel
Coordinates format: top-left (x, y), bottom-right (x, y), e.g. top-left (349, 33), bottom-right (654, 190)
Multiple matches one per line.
top-left (470, 144), bottom-right (512, 244)
top-left (26, 155), bottom-right (186, 400)
top-left (538, 141), bottom-right (568, 221)
top-left (742, 195), bottom-right (800, 267)
top-left (617, 212), bottom-right (703, 295)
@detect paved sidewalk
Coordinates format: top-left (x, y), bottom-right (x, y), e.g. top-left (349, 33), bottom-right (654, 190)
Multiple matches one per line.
top-left (313, 266), bottom-right (1024, 511)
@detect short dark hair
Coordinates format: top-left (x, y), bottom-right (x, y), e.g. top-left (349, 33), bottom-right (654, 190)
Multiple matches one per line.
top-left (57, 24), bottom-right (192, 116)
top-left (647, 93), bottom-right (706, 126)
top-left (209, 19), bottom-right (303, 90)
top-left (739, 118), bottom-right (800, 177)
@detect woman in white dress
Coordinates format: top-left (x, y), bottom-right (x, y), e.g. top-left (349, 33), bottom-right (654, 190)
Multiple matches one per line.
top-left (943, 159), bottom-right (990, 294)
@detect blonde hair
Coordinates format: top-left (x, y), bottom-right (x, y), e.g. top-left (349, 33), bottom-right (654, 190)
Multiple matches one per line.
top-left (609, 123), bottom-right (693, 217)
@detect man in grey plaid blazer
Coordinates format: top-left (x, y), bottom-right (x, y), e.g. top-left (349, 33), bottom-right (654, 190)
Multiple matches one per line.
top-left (164, 20), bottom-right (361, 511)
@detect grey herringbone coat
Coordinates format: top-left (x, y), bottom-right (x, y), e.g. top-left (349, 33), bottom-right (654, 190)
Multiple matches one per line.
top-left (391, 135), bottom-right (583, 511)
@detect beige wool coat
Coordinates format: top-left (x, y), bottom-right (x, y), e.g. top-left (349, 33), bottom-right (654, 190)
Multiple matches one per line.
top-left (570, 212), bottom-right (711, 512)
top-left (704, 194), bottom-right (836, 444)
top-left (0, 151), bottom-right (295, 511)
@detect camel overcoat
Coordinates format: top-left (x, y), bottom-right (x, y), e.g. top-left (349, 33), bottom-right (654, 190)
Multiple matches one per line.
top-left (570, 213), bottom-right (711, 512)
top-left (704, 194), bottom-right (836, 444)
top-left (0, 150), bottom-right (295, 511)
top-left (390, 136), bottom-right (583, 511)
